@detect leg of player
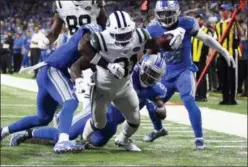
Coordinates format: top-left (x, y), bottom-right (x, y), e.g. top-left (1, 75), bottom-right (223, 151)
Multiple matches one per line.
top-left (10, 111), bottom-right (92, 147)
top-left (44, 67), bottom-right (83, 153)
top-left (113, 84), bottom-right (141, 152)
top-left (176, 70), bottom-right (205, 150)
top-left (89, 121), bottom-right (118, 148)
top-left (143, 88), bottom-right (175, 142)
top-left (82, 85), bottom-right (111, 143)
top-left (1, 71), bottom-right (58, 142)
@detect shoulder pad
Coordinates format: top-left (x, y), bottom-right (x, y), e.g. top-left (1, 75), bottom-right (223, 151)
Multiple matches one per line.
top-left (136, 28), bottom-right (151, 44)
top-left (90, 32), bottom-right (107, 52)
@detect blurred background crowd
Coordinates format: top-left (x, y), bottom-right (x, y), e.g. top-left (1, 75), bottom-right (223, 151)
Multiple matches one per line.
top-left (0, 0), bottom-right (247, 101)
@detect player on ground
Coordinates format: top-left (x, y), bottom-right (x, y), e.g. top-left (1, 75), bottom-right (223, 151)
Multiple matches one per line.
top-left (144, 0), bottom-right (236, 149)
top-left (10, 54), bottom-right (167, 152)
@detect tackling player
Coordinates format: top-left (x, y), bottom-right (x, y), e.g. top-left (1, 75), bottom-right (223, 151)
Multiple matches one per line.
top-left (10, 54), bottom-right (167, 152)
top-left (0, 24), bottom-right (104, 153)
top-left (144, 0), bottom-right (236, 149)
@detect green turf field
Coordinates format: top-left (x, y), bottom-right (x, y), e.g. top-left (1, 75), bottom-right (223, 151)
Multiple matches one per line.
top-left (1, 85), bottom-right (247, 166)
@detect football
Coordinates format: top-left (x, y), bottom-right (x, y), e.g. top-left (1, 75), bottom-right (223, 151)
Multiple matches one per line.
top-left (158, 33), bottom-right (174, 51)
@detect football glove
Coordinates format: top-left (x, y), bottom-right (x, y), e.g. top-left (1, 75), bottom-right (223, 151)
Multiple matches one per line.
top-left (221, 49), bottom-right (236, 68)
top-left (165, 27), bottom-right (186, 50)
top-left (107, 63), bottom-right (125, 79)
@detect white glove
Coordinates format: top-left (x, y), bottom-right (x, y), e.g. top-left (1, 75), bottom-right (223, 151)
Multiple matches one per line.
top-left (39, 37), bottom-right (50, 49)
top-left (75, 78), bottom-right (85, 94)
top-left (107, 63), bottom-right (125, 79)
top-left (165, 27), bottom-right (186, 50)
top-left (221, 49), bottom-right (236, 68)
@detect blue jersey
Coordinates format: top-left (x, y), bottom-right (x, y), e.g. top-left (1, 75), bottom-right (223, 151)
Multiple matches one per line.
top-left (146, 17), bottom-right (199, 81)
top-left (45, 24), bottom-right (103, 70)
top-left (106, 65), bottom-right (167, 125)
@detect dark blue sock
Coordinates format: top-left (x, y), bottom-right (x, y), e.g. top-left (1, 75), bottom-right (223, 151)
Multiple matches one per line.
top-left (33, 127), bottom-right (59, 142)
top-left (8, 115), bottom-right (51, 134)
top-left (59, 99), bottom-right (78, 134)
top-left (182, 95), bottom-right (203, 138)
top-left (148, 109), bottom-right (163, 131)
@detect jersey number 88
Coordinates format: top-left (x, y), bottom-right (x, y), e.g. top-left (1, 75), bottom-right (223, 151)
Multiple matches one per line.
top-left (66, 15), bottom-right (91, 35)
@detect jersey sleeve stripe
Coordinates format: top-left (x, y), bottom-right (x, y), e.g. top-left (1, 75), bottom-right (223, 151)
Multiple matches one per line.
top-left (58, 0), bottom-right (62, 8)
top-left (93, 33), bottom-right (103, 51)
top-left (114, 12), bottom-right (122, 28)
top-left (99, 33), bottom-right (108, 52)
top-left (136, 29), bottom-right (143, 44)
top-left (137, 28), bottom-right (145, 43)
top-left (120, 11), bottom-right (127, 27)
top-left (141, 28), bottom-right (151, 41)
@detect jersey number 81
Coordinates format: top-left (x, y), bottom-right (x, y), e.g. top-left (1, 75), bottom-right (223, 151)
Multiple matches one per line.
top-left (66, 15), bottom-right (91, 35)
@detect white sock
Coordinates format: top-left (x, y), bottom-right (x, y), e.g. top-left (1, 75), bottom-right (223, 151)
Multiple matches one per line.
top-left (82, 119), bottom-right (94, 142)
top-left (1, 127), bottom-right (10, 138)
top-left (58, 133), bottom-right (69, 143)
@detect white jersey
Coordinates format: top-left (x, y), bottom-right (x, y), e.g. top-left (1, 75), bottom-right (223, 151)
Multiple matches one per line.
top-left (90, 28), bottom-right (151, 90)
top-left (54, 0), bottom-right (101, 37)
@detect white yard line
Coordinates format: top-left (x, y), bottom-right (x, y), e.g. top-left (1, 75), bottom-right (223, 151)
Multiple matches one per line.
top-left (1, 74), bottom-right (247, 138)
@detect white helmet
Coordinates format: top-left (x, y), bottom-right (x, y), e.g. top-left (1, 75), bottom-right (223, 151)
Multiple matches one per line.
top-left (140, 54), bottom-right (166, 87)
top-left (155, 0), bottom-right (181, 28)
top-left (106, 11), bottom-right (136, 46)
top-left (72, 0), bottom-right (104, 8)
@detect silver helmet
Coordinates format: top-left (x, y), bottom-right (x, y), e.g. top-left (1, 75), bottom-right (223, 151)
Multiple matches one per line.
top-left (140, 54), bottom-right (166, 87)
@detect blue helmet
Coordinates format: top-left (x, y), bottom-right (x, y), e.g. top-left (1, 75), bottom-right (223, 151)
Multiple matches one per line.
top-left (139, 54), bottom-right (166, 87)
top-left (155, 0), bottom-right (181, 28)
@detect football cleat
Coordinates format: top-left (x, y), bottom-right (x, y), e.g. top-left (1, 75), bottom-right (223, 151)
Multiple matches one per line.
top-left (9, 130), bottom-right (31, 146)
top-left (143, 128), bottom-right (168, 142)
top-left (195, 138), bottom-right (206, 150)
top-left (115, 134), bottom-right (141, 152)
top-left (54, 140), bottom-right (84, 153)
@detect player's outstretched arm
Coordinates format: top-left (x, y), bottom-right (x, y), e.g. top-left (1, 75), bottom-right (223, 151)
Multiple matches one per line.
top-left (46, 14), bottom-right (64, 45)
top-left (195, 30), bottom-right (236, 68)
top-left (70, 33), bottom-right (96, 81)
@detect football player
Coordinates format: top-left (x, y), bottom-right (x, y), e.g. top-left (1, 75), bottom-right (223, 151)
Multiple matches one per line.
top-left (144, 0), bottom-right (236, 149)
top-left (69, 11), bottom-right (168, 150)
top-left (10, 54), bottom-right (167, 152)
top-left (39, 0), bottom-right (107, 127)
top-left (0, 24), bottom-right (107, 153)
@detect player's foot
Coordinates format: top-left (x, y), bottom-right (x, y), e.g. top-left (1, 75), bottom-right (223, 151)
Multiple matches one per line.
top-left (195, 138), bottom-right (206, 150)
top-left (143, 128), bottom-right (168, 142)
top-left (54, 140), bottom-right (84, 153)
top-left (115, 133), bottom-right (141, 152)
top-left (9, 130), bottom-right (31, 146)
top-left (1, 127), bottom-right (9, 142)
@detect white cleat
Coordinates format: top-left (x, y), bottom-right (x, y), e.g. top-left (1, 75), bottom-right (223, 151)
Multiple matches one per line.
top-left (115, 133), bottom-right (141, 152)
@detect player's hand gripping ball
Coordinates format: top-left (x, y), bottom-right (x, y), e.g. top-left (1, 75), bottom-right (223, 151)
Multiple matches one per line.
top-left (158, 33), bottom-right (174, 51)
